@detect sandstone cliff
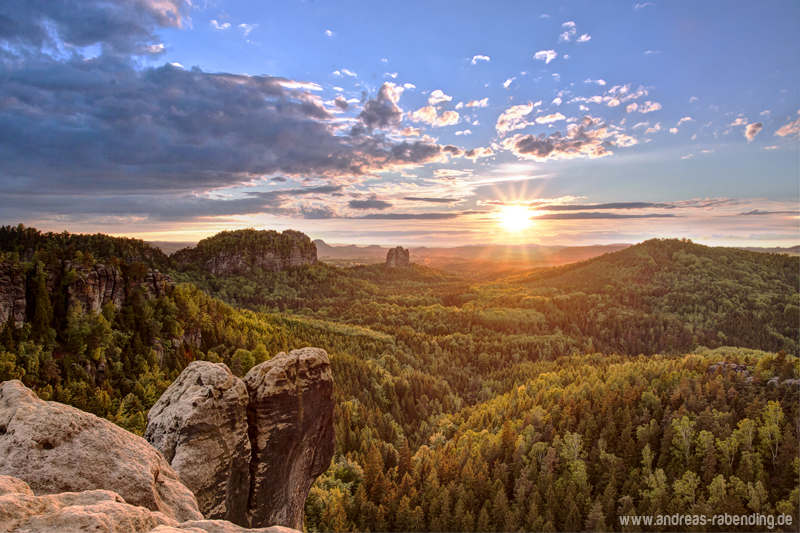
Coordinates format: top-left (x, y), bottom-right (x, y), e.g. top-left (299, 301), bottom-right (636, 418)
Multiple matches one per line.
top-left (0, 262), bottom-right (25, 327)
top-left (386, 246), bottom-right (410, 268)
top-left (172, 229), bottom-right (317, 277)
top-left (145, 349), bottom-right (335, 531)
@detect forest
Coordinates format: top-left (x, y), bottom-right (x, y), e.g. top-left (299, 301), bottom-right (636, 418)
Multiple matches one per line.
top-left (0, 224), bottom-right (798, 532)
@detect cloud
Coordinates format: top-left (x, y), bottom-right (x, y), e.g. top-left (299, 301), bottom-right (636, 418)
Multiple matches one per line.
top-left (645, 123), bottom-right (661, 134)
top-left (325, 30), bottom-right (334, 37)
top-left (738, 210), bottom-right (797, 216)
top-left (634, 2), bottom-right (654, 8)
top-left (669, 128), bottom-right (678, 134)
top-left (400, 127), bottom-right (422, 137)
top-left (626, 103), bottom-right (638, 113)
top-left (682, 154), bottom-right (694, 159)
top-left (632, 121), bottom-right (650, 129)
top-left (503, 77), bottom-right (516, 89)
top-left (577, 34), bottom-right (592, 42)
top-left (638, 101), bottom-right (662, 113)
top-left (357, 213), bottom-right (460, 220)
top-left (354, 82), bottom-right (404, 132)
top-left (211, 20), bottom-right (231, 30)
top-left (677, 117), bottom-right (694, 126)
top-left (471, 55), bottom-right (490, 65)
top-left (408, 107), bottom-right (460, 127)
top-left (333, 69), bottom-right (357, 77)
top-left (466, 98), bottom-right (489, 108)
top-left (585, 79), bottom-right (606, 86)
top-left (384, 72), bottom-right (398, 78)
top-left (689, 96), bottom-right (699, 102)
top-left (744, 122), bottom-right (762, 141)
top-left (334, 96), bottom-right (349, 111)
top-left (402, 197), bottom-right (460, 204)
top-left (239, 24), bottom-right (257, 36)
top-left (403, 83), bottom-right (416, 90)
top-left (775, 117), bottom-right (800, 137)
top-left (349, 198), bottom-right (393, 210)
top-left (536, 212), bottom-right (676, 220)
top-left (496, 103), bottom-right (535, 134)
top-left (464, 147), bottom-right (494, 160)
top-left (428, 89), bottom-right (453, 105)
top-left (502, 117), bottom-right (623, 162)
top-left (534, 50), bottom-right (558, 64)
top-left (535, 113), bottom-right (566, 124)
top-left (455, 130), bottom-right (472, 136)
top-left (551, 97), bottom-right (562, 106)
top-left (729, 118), bottom-right (748, 126)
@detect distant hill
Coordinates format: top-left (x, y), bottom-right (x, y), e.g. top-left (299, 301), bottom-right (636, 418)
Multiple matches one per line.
top-left (737, 245), bottom-right (800, 255)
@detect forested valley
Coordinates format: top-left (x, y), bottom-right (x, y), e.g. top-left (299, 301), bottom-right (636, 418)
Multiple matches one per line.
top-left (0, 224), bottom-right (798, 532)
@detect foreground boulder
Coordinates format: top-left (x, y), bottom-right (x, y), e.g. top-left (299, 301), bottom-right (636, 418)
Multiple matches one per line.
top-left (145, 362), bottom-right (251, 525)
top-left (244, 348), bottom-right (335, 529)
top-left (385, 246), bottom-right (410, 268)
top-left (0, 380), bottom-right (203, 523)
top-left (0, 475), bottom-right (298, 533)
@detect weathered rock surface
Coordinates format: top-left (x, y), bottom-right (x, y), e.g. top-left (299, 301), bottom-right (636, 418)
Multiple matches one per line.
top-left (0, 262), bottom-right (26, 327)
top-left (0, 475), bottom-right (299, 533)
top-left (0, 380), bottom-right (203, 523)
top-left (64, 261), bottom-right (126, 313)
top-left (202, 247), bottom-right (317, 277)
top-left (385, 246), bottom-right (410, 268)
top-left (243, 348), bottom-right (335, 530)
top-left (146, 362), bottom-right (251, 525)
top-left (144, 269), bottom-right (177, 299)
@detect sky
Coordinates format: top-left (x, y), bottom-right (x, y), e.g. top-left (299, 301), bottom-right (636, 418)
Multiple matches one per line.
top-left (1, 0), bottom-right (798, 247)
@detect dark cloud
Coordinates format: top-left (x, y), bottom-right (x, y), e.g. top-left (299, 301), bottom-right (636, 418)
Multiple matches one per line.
top-left (348, 199), bottom-right (393, 210)
top-left (534, 212), bottom-right (678, 220)
top-left (271, 177), bottom-right (288, 182)
top-left (0, 0), bottom-right (186, 54)
top-left (354, 82), bottom-right (403, 132)
top-left (356, 213), bottom-right (460, 220)
top-left (402, 197), bottom-right (460, 204)
top-left (334, 96), bottom-right (349, 111)
top-left (503, 122), bottom-right (614, 161)
top-left (536, 202), bottom-right (663, 211)
top-left (738, 210), bottom-right (797, 216)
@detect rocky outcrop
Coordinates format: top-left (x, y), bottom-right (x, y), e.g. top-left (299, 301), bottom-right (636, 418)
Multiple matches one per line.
top-left (144, 349), bottom-right (335, 531)
top-left (64, 261), bottom-right (126, 313)
top-left (144, 269), bottom-right (177, 299)
top-left (0, 262), bottom-right (25, 327)
top-left (244, 348), bottom-right (335, 530)
top-left (0, 380), bottom-right (203, 523)
top-left (385, 246), bottom-right (410, 268)
top-left (172, 229), bottom-right (317, 277)
top-left (145, 362), bottom-right (251, 525)
top-left (0, 475), bottom-right (299, 533)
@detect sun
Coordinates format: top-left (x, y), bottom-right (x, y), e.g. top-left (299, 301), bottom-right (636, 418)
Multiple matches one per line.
top-left (498, 205), bottom-right (532, 232)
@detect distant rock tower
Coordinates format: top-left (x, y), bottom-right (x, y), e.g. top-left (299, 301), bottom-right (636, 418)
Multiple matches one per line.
top-left (385, 246), bottom-right (410, 268)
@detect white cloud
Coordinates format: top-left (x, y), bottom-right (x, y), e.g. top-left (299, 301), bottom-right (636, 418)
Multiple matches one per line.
top-left (577, 34), bottom-right (591, 42)
top-left (562, 21), bottom-right (576, 29)
top-left (677, 117), bottom-right (694, 126)
top-left (580, 104), bottom-right (589, 111)
top-left (681, 154), bottom-right (694, 159)
top-left (535, 113), bottom-right (566, 124)
top-left (496, 103), bottom-right (535, 134)
top-left (729, 118), bottom-right (748, 126)
top-left (325, 30), bottom-right (334, 37)
top-left (551, 97), bottom-right (562, 106)
top-left (384, 72), bottom-right (398, 78)
top-left (211, 20), bottom-right (230, 30)
top-left (428, 89), bottom-right (453, 105)
top-left (466, 98), bottom-right (489, 108)
top-left (689, 96), bottom-right (699, 102)
top-left (239, 23), bottom-right (257, 36)
top-left (634, 2), bottom-right (654, 8)
top-left (645, 122), bottom-right (661, 134)
top-left (471, 55), bottom-right (490, 65)
top-left (381, 58), bottom-right (388, 64)
top-left (332, 69), bottom-right (357, 77)
top-left (585, 79), bottom-right (606, 86)
top-left (607, 98), bottom-right (621, 107)
top-left (626, 103), bottom-right (638, 113)
top-left (638, 101), bottom-right (662, 113)
top-left (143, 44), bottom-right (165, 54)
top-left (455, 102), bottom-right (464, 109)
top-left (587, 96), bottom-right (602, 104)
top-left (762, 145), bottom-right (779, 150)
top-left (534, 100), bottom-right (543, 107)
top-left (503, 77), bottom-right (516, 89)
top-left (552, 73), bottom-right (561, 82)
top-left (534, 50), bottom-right (558, 64)
top-left (669, 128), bottom-right (678, 134)
top-left (775, 117), bottom-right (800, 137)
top-left (455, 130), bottom-right (472, 136)
top-left (403, 83), bottom-right (416, 90)
top-left (760, 110), bottom-right (770, 116)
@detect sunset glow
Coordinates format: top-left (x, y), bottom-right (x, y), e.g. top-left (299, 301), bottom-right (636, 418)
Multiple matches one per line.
top-left (499, 206), bottom-right (533, 232)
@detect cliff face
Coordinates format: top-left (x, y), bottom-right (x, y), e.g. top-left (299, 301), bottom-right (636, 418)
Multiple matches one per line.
top-left (386, 246), bottom-right (410, 268)
top-left (173, 229), bottom-right (317, 277)
top-left (145, 349), bottom-right (335, 531)
top-left (0, 262), bottom-right (25, 327)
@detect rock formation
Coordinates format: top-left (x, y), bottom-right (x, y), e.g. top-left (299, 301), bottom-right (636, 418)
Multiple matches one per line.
top-left (0, 380), bottom-right (203, 523)
top-left (64, 261), bottom-right (126, 313)
top-left (243, 348), bottom-right (335, 530)
top-left (0, 262), bottom-right (25, 327)
top-left (172, 229), bottom-right (317, 277)
top-left (385, 246), bottom-right (410, 268)
top-left (145, 362), bottom-right (251, 525)
top-left (145, 348), bottom-right (335, 531)
top-left (144, 269), bottom-right (177, 299)
top-left (0, 475), bottom-right (299, 533)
